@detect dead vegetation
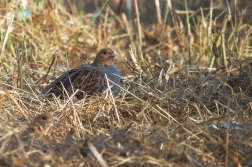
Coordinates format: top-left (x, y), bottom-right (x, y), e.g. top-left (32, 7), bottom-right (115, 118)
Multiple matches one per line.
top-left (0, 0), bottom-right (252, 166)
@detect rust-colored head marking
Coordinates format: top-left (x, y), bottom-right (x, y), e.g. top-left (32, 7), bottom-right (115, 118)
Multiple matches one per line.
top-left (30, 113), bottom-right (59, 137)
top-left (92, 48), bottom-right (115, 67)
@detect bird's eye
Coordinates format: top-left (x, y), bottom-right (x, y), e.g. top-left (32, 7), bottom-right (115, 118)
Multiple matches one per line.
top-left (42, 116), bottom-right (47, 120)
top-left (103, 51), bottom-right (106, 54)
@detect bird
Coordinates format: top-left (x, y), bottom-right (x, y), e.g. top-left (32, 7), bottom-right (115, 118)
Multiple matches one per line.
top-left (41, 48), bottom-right (120, 99)
top-left (29, 113), bottom-right (59, 137)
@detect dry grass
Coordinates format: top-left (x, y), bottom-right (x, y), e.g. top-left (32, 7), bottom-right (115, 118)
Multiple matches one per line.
top-left (0, 0), bottom-right (252, 166)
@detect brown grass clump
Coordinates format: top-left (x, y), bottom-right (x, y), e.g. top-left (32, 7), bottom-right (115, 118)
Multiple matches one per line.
top-left (0, 0), bottom-right (252, 166)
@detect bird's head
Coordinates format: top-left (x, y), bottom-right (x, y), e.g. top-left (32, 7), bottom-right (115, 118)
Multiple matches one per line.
top-left (30, 113), bottom-right (59, 137)
top-left (92, 48), bottom-right (116, 67)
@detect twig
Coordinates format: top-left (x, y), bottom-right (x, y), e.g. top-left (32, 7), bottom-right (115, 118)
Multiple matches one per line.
top-left (87, 141), bottom-right (108, 167)
top-left (155, 0), bottom-right (162, 24)
top-left (1, 13), bottom-right (14, 60)
top-left (133, 0), bottom-right (142, 49)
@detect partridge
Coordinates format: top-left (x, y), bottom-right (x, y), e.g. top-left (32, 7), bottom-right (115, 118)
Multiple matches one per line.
top-left (41, 48), bottom-right (120, 99)
top-left (29, 113), bottom-right (59, 137)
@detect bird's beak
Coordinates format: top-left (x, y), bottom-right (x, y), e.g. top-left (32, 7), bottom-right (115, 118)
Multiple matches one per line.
top-left (110, 52), bottom-right (115, 58)
top-left (52, 116), bottom-right (59, 121)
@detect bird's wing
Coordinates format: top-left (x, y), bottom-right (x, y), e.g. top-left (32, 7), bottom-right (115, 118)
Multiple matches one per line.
top-left (71, 69), bottom-right (107, 96)
top-left (41, 68), bottom-right (80, 95)
top-left (42, 66), bottom-right (107, 98)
